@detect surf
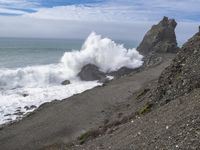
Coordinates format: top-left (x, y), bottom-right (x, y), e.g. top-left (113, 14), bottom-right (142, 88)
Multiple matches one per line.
top-left (0, 32), bottom-right (143, 125)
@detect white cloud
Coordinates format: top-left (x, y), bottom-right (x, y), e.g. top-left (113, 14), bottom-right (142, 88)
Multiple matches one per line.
top-left (0, 0), bottom-right (38, 11)
top-left (0, 0), bottom-right (199, 42)
top-left (23, 0), bottom-right (200, 22)
top-left (0, 15), bottom-right (199, 44)
top-left (0, 0), bottom-right (24, 3)
top-left (24, 5), bottom-right (146, 22)
top-left (0, 8), bottom-right (28, 14)
top-left (0, 15), bottom-right (152, 40)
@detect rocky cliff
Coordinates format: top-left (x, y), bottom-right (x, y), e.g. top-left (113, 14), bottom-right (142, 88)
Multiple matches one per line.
top-left (67, 26), bottom-right (200, 150)
top-left (155, 27), bottom-right (200, 104)
top-left (137, 16), bottom-right (179, 55)
top-left (78, 17), bottom-right (179, 82)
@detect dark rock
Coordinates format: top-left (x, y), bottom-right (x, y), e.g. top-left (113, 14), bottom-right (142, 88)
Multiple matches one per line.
top-left (13, 111), bottom-right (24, 116)
top-left (137, 16), bottom-right (179, 55)
top-left (61, 80), bottom-right (70, 85)
top-left (24, 106), bottom-right (29, 110)
top-left (22, 93), bottom-right (29, 97)
top-left (109, 67), bottom-right (139, 78)
top-left (30, 105), bottom-right (37, 109)
top-left (4, 114), bottom-right (11, 117)
top-left (78, 64), bottom-right (106, 81)
top-left (155, 27), bottom-right (200, 103)
top-left (24, 105), bottom-right (37, 111)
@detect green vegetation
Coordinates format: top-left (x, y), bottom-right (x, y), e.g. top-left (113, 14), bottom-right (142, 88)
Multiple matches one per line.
top-left (139, 103), bottom-right (153, 115)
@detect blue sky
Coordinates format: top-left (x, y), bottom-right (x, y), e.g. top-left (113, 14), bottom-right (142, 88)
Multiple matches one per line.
top-left (0, 0), bottom-right (200, 22)
top-left (0, 0), bottom-right (199, 41)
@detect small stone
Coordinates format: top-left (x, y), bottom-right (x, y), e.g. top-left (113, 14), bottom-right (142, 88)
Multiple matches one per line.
top-left (22, 93), bottom-right (29, 97)
top-left (24, 105), bottom-right (37, 110)
top-left (30, 105), bottom-right (37, 109)
top-left (4, 114), bottom-right (11, 117)
top-left (13, 111), bottom-right (24, 116)
top-left (61, 80), bottom-right (70, 85)
top-left (24, 106), bottom-right (29, 110)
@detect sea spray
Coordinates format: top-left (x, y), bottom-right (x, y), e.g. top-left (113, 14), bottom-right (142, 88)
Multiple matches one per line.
top-left (0, 32), bottom-right (143, 125)
top-left (61, 32), bottom-right (143, 73)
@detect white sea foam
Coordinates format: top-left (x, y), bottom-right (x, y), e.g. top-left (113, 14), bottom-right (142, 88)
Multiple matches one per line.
top-left (0, 32), bottom-right (143, 125)
top-left (61, 32), bottom-right (143, 73)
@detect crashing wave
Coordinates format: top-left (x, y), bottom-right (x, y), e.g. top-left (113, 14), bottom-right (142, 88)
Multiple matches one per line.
top-left (0, 32), bottom-right (143, 124)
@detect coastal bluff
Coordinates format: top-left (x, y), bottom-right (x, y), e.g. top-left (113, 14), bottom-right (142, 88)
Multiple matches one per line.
top-left (156, 26), bottom-right (200, 104)
top-left (68, 25), bottom-right (200, 150)
top-left (137, 16), bottom-right (179, 55)
top-left (1, 17), bottom-right (200, 150)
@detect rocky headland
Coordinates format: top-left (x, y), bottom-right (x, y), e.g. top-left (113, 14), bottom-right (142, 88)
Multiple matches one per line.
top-left (137, 16), bottom-right (179, 55)
top-left (0, 17), bottom-right (200, 150)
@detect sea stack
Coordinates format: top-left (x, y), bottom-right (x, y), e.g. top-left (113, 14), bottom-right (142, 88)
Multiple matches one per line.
top-left (137, 16), bottom-right (179, 55)
top-left (155, 27), bottom-right (200, 104)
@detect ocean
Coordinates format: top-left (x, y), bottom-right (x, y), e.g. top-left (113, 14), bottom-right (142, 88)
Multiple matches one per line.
top-left (0, 38), bottom-right (83, 68)
top-left (0, 37), bottom-right (137, 68)
top-left (0, 33), bottom-right (142, 125)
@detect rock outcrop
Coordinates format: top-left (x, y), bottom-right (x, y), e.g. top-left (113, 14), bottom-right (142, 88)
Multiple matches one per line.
top-left (155, 27), bottom-right (200, 104)
top-left (78, 64), bottom-right (106, 81)
top-left (78, 64), bottom-right (140, 81)
top-left (137, 16), bottom-right (179, 55)
top-left (61, 80), bottom-right (70, 85)
top-left (109, 67), bottom-right (139, 78)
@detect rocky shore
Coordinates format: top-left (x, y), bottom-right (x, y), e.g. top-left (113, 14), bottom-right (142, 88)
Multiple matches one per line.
top-left (1, 17), bottom-right (200, 150)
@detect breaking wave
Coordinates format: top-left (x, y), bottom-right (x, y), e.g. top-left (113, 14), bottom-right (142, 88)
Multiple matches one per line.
top-left (0, 32), bottom-right (143, 124)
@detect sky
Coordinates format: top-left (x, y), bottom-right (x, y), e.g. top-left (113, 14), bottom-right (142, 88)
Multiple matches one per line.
top-left (0, 0), bottom-right (199, 42)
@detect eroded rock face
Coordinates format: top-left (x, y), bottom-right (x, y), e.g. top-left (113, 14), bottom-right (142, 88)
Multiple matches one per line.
top-left (78, 64), bottom-right (106, 81)
top-left (137, 16), bottom-right (179, 55)
top-left (155, 28), bottom-right (200, 104)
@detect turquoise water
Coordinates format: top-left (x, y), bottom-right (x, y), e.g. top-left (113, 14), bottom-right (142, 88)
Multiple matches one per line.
top-left (0, 38), bottom-right (138, 68)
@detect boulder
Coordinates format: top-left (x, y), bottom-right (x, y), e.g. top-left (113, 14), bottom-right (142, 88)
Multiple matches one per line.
top-left (137, 16), bottom-right (179, 55)
top-left (61, 80), bottom-right (70, 85)
top-left (155, 27), bottom-right (200, 104)
top-left (78, 64), bottom-right (107, 81)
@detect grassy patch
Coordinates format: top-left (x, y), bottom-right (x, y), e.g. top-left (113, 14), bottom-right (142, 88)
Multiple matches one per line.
top-left (139, 102), bottom-right (153, 115)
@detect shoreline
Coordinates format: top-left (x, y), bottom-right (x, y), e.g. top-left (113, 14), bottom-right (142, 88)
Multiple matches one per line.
top-left (0, 53), bottom-right (175, 150)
